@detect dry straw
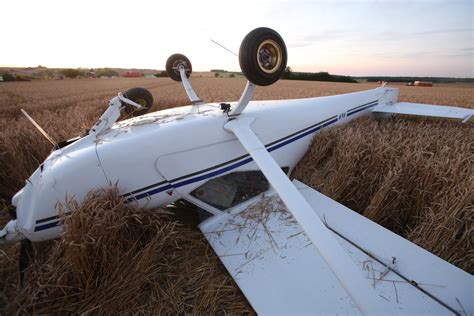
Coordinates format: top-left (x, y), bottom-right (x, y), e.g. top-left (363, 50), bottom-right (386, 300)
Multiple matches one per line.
top-left (293, 116), bottom-right (473, 273)
top-left (5, 189), bottom-right (253, 314)
top-left (0, 78), bottom-right (472, 313)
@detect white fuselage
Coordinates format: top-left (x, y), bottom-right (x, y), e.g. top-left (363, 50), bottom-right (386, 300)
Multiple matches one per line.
top-left (12, 86), bottom-right (398, 242)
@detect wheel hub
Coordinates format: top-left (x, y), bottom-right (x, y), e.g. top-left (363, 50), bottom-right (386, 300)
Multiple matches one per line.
top-left (172, 60), bottom-right (189, 75)
top-left (135, 98), bottom-right (147, 108)
top-left (257, 39), bottom-right (282, 74)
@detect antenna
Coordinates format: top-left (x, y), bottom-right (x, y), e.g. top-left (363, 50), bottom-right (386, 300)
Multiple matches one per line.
top-left (210, 39), bottom-right (238, 57)
top-left (20, 109), bottom-right (58, 148)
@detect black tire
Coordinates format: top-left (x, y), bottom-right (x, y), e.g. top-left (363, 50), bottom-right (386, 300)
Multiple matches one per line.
top-left (166, 54), bottom-right (192, 82)
top-left (239, 27), bottom-right (287, 86)
top-left (122, 87), bottom-right (154, 117)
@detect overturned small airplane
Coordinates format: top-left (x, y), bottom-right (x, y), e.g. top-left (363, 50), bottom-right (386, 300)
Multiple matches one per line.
top-left (1, 27), bottom-right (473, 315)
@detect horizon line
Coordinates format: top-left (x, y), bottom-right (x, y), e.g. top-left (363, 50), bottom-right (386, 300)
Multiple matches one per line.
top-left (1, 65), bottom-right (472, 80)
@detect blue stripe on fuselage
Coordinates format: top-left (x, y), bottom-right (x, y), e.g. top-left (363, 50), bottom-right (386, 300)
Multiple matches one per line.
top-left (126, 117), bottom-right (341, 201)
top-left (34, 100), bottom-right (379, 230)
top-left (35, 220), bottom-right (59, 232)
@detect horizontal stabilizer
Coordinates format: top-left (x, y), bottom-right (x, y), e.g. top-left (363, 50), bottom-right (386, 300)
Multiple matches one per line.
top-left (373, 102), bottom-right (473, 122)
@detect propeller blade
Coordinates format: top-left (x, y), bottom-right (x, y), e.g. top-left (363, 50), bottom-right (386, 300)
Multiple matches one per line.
top-left (21, 109), bottom-right (58, 148)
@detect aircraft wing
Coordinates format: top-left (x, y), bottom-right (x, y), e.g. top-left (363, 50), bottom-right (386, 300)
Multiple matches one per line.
top-left (197, 116), bottom-right (473, 315)
top-left (199, 181), bottom-right (472, 315)
top-left (373, 102), bottom-right (473, 122)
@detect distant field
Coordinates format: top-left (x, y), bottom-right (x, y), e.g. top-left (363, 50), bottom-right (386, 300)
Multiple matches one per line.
top-left (0, 77), bottom-right (472, 314)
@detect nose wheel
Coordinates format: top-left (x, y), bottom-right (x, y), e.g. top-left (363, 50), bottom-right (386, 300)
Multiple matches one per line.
top-left (122, 87), bottom-right (154, 117)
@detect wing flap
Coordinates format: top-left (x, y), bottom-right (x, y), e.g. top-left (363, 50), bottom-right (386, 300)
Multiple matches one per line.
top-left (199, 182), bottom-right (472, 315)
top-left (373, 102), bottom-right (473, 122)
top-left (295, 180), bottom-right (472, 315)
top-left (199, 194), bottom-right (361, 315)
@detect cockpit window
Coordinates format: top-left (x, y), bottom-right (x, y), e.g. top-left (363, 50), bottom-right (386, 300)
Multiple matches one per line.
top-left (190, 170), bottom-right (269, 210)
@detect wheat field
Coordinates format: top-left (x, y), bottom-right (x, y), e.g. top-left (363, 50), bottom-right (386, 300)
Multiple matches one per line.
top-left (0, 77), bottom-right (473, 314)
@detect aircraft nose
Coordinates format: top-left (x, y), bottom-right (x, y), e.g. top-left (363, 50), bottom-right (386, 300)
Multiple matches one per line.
top-left (11, 167), bottom-right (47, 237)
top-left (12, 188), bottom-right (24, 208)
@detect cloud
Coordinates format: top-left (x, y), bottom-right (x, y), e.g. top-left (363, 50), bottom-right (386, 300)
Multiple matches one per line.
top-left (375, 49), bottom-right (474, 59)
top-left (288, 26), bottom-right (473, 48)
top-left (287, 42), bottom-right (314, 48)
top-left (414, 28), bottom-right (473, 35)
top-left (288, 29), bottom-right (357, 48)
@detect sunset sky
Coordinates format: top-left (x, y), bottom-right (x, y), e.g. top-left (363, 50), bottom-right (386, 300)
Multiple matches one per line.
top-left (1, 0), bottom-right (472, 77)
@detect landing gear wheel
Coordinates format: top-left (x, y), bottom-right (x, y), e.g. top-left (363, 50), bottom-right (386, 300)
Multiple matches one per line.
top-left (166, 54), bottom-right (192, 82)
top-left (122, 87), bottom-right (154, 117)
top-left (239, 27), bottom-right (287, 86)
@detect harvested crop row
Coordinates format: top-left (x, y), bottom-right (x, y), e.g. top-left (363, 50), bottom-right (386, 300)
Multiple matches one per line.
top-left (0, 78), bottom-right (472, 314)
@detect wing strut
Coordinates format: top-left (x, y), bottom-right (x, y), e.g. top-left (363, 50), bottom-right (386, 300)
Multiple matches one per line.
top-left (224, 117), bottom-right (384, 315)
